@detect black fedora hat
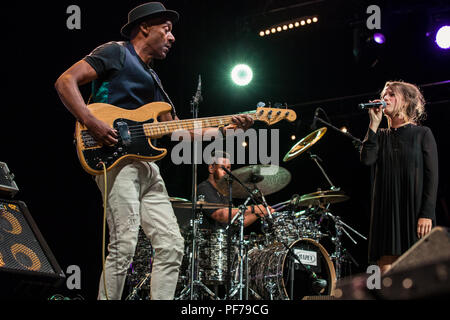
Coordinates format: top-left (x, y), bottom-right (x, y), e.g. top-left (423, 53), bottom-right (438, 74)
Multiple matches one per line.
top-left (120, 2), bottom-right (179, 38)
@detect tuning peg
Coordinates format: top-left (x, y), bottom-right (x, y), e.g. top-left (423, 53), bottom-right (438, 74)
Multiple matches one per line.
top-left (274, 102), bottom-right (282, 108)
top-left (256, 101), bottom-right (266, 108)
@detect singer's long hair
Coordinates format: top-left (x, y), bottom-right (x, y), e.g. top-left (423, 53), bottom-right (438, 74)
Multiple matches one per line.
top-left (380, 81), bottom-right (426, 127)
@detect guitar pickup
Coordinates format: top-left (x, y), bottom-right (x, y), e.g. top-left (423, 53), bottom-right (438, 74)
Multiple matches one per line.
top-left (116, 121), bottom-right (131, 146)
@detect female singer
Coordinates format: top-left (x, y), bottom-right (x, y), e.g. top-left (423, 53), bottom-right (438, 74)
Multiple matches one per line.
top-left (360, 80), bottom-right (439, 274)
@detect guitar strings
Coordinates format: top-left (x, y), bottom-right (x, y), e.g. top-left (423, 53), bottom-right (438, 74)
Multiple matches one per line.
top-left (81, 114), bottom-right (239, 144)
top-left (81, 112), bottom-right (277, 144)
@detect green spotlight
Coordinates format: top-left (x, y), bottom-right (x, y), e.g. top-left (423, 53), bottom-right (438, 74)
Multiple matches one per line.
top-left (231, 64), bottom-right (253, 86)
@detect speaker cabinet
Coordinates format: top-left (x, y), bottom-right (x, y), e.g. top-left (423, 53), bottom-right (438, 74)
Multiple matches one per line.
top-left (0, 199), bottom-right (65, 299)
top-left (334, 227), bottom-right (450, 300)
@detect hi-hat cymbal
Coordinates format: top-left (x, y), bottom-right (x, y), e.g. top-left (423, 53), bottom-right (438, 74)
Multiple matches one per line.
top-left (283, 127), bottom-right (327, 162)
top-left (297, 189), bottom-right (349, 207)
top-left (216, 164), bottom-right (291, 199)
top-left (171, 200), bottom-right (230, 209)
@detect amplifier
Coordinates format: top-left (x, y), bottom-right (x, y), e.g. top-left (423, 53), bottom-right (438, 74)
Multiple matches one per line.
top-left (0, 162), bottom-right (19, 197)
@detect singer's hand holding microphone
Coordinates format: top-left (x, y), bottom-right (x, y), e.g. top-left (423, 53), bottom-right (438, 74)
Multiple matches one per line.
top-left (360, 99), bottom-right (386, 132)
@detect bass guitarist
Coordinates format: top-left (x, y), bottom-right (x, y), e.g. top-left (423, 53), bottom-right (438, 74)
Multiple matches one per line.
top-left (54, 2), bottom-right (253, 300)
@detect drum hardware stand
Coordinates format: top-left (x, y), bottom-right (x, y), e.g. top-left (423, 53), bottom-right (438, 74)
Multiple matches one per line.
top-left (282, 242), bottom-right (328, 297)
top-left (306, 149), bottom-right (364, 279)
top-left (307, 151), bottom-right (339, 191)
top-left (177, 203), bottom-right (220, 300)
top-left (323, 211), bottom-right (366, 279)
top-left (221, 166), bottom-right (268, 300)
top-left (125, 273), bottom-right (151, 300)
top-left (265, 280), bottom-right (277, 300)
top-left (226, 199), bottom-right (252, 300)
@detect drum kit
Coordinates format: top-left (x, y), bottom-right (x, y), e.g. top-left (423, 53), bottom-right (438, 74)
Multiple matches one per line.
top-left (125, 127), bottom-right (367, 300)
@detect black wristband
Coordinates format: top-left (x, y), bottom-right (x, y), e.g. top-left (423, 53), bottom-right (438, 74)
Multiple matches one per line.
top-left (251, 205), bottom-right (255, 214)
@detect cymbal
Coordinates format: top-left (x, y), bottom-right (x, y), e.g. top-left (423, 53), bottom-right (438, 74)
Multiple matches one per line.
top-left (171, 200), bottom-right (230, 209)
top-left (283, 127), bottom-right (327, 162)
top-left (216, 164), bottom-right (291, 199)
top-left (169, 197), bottom-right (190, 203)
top-left (297, 189), bottom-right (349, 207)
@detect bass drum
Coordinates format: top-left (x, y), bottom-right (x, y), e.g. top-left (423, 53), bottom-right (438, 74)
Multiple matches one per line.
top-left (246, 239), bottom-right (336, 300)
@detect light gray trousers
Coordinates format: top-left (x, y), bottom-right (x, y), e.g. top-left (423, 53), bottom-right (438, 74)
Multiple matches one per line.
top-left (95, 160), bottom-right (184, 300)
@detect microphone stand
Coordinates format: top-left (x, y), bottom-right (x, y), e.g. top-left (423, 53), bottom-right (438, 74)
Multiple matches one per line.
top-left (189, 75), bottom-right (202, 300)
top-left (226, 175), bottom-right (233, 298)
top-left (314, 116), bottom-right (363, 150)
top-left (221, 166), bottom-right (265, 300)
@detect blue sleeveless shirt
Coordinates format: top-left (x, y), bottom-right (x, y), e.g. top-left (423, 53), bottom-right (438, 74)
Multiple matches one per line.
top-left (84, 41), bottom-right (176, 117)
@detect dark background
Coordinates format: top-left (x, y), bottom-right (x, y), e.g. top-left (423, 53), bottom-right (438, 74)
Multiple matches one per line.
top-left (1, 0), bottom-right (449, 300)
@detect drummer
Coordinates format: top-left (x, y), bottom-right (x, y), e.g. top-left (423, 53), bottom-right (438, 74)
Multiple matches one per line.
top-left (197, 151), bottom-right (274, 230)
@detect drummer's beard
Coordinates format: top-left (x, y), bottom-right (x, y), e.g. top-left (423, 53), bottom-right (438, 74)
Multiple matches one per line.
top-left (213, 169), bottom-right (226, 183)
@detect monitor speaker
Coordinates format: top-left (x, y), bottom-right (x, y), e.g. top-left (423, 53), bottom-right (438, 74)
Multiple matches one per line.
top-left (385, 226), bottom-right (450, 275)
top-left (334, 227), bottom-right (450, 300)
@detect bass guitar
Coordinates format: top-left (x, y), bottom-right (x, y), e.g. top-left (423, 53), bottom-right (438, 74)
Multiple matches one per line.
top-left (75, 101), bottom-right (297, 175)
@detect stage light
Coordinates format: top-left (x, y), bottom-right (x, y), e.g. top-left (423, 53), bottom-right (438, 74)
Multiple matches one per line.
top-left (435, 25), bottom-right (450, 49)
top-left (291, 134), bottom-right (296, 141)
top-left (259, 31), bottom-right (265, 37)
top-left (258, 15), bottom-right (319, 37)
top-left (340, 126), bottom-right (348, 133)
top-left (242, 141), bottom-right (248, 147)
top-left (231, 64), bottom-right (253, 86)
top-left (373, 33), bottom-right (386, 44)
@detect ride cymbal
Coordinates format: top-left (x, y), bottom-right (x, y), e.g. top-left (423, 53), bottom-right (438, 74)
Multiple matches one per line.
top-left (216, 164), bottom-right (291, 199)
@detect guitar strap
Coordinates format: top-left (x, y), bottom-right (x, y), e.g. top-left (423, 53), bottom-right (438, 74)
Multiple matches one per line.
top-left (148, 68), bottom-right (177, 119)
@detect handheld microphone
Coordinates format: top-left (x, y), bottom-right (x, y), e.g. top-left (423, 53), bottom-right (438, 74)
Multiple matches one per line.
top-left (358, 101), bottom-right (386, 109)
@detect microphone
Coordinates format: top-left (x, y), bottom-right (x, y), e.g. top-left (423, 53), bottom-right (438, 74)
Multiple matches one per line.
top-left (310, 108), bottom-right (319, 130)
top-left (288, 247), bottom-right (327, 294)
top-left (221, 165), bottom-right (231, 175)
top-left (358, 101), bottom-right (386, 109)
top-left (193, 75), bottom-right (202, 105)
